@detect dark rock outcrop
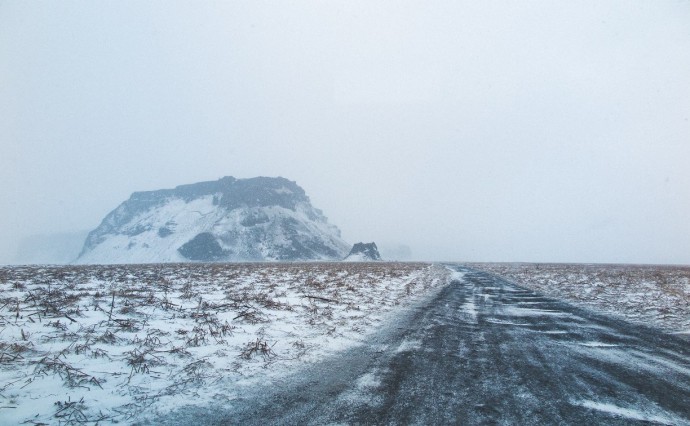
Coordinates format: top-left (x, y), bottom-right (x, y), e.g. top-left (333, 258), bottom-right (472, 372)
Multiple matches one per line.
top-left (344, 242), bottom-right (382, 261)
top-left (178, 233), bottom-right (228, 261)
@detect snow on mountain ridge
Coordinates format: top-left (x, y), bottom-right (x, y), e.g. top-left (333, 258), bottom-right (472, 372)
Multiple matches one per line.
top-left (76, 177), bottom-right (349, 264)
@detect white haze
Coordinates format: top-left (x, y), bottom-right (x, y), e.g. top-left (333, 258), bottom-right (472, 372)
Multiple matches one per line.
top-left (1, 1), bottom-right (689, 264)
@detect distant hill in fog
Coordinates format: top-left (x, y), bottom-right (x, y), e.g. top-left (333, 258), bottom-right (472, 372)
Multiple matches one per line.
top-left (15, 231), bottom-right (89, 265)
top-left (75, 176), bottom-right (350, 264)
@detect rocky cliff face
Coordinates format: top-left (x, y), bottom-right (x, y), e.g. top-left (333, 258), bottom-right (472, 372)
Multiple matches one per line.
top-left (343, 242), bottom-right (382, 261)
top-left (76, 176), bottom-right (349, 263)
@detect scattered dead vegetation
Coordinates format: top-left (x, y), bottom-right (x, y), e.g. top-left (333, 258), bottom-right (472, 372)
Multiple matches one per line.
top-left (471, 263), bottom-right (690, 332)
top-left (0, 262), bottom-right (448, 424)
top-left (240, 338), bottom-right (277, 360)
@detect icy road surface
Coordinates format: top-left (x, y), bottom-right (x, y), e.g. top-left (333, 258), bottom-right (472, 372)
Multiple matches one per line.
top-left (154, 267), bottom-right (690, 425)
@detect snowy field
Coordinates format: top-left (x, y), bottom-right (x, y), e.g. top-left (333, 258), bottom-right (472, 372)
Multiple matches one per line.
top-left (471, 263), bottom-right (690, 334)
top-left (0, 262), bottom-right (449, 424)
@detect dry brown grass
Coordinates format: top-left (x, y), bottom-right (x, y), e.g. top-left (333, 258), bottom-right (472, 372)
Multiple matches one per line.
top-left (0, 261), bottom-right (447, 424)
top-left (470, 263), bottom-right (690, 332)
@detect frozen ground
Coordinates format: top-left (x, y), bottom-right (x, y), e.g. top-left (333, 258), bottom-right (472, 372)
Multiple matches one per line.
top-left (164, 267), bottom-right (690, 425)
top-left (0, 262), bottom-right (448, 424)
top-left (470, 263), bottom-right (690, 333)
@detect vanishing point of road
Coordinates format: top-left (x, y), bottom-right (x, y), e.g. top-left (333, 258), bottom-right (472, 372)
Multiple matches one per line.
top-left (158, 266), bottom-right (690, 425)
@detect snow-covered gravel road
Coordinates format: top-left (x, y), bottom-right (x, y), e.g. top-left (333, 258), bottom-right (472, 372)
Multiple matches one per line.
top-left (157, 266), bottom-right (690, 425)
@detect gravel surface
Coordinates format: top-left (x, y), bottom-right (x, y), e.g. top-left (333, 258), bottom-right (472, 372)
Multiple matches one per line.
top-left (155, 266), bottom-right (690, 425)
top-left (470, 262), bottom-right (690, 333)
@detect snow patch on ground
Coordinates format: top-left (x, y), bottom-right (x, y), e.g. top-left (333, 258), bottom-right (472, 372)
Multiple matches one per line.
top-left (501, 306), bottom-right (573, 318)
top-left (485, 319), bottom-right (529, 326)
top-left (395, 339), bottom-right (423, 353)
top-left (337, 369), bottom-right (386, 407)
top-left (579, 342), bottom-right (618, 348)
top-left (628, 350), bottom-right (690, 377)
top-left (461, 297), bottom-right (478, 323)
top-left (450, 270), bottom-right (466, 282)
top-left (573, 400), bottom-right (683, 425)
top-left (356, 371), bottom-right (382, 389)
top-left (0, 262), bottom-right (450, 424)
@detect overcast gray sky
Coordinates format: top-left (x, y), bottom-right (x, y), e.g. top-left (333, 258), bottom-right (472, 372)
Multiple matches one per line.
top-left (2, 1), bottom-right (689, 264)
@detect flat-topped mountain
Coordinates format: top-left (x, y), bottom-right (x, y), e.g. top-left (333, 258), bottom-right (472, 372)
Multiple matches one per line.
top-left (76, 176), bottom-right (349, 263)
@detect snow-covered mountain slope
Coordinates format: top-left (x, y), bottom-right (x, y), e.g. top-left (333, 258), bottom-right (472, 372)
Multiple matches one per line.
top-left (76, 177), bottom-right (349, 264)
